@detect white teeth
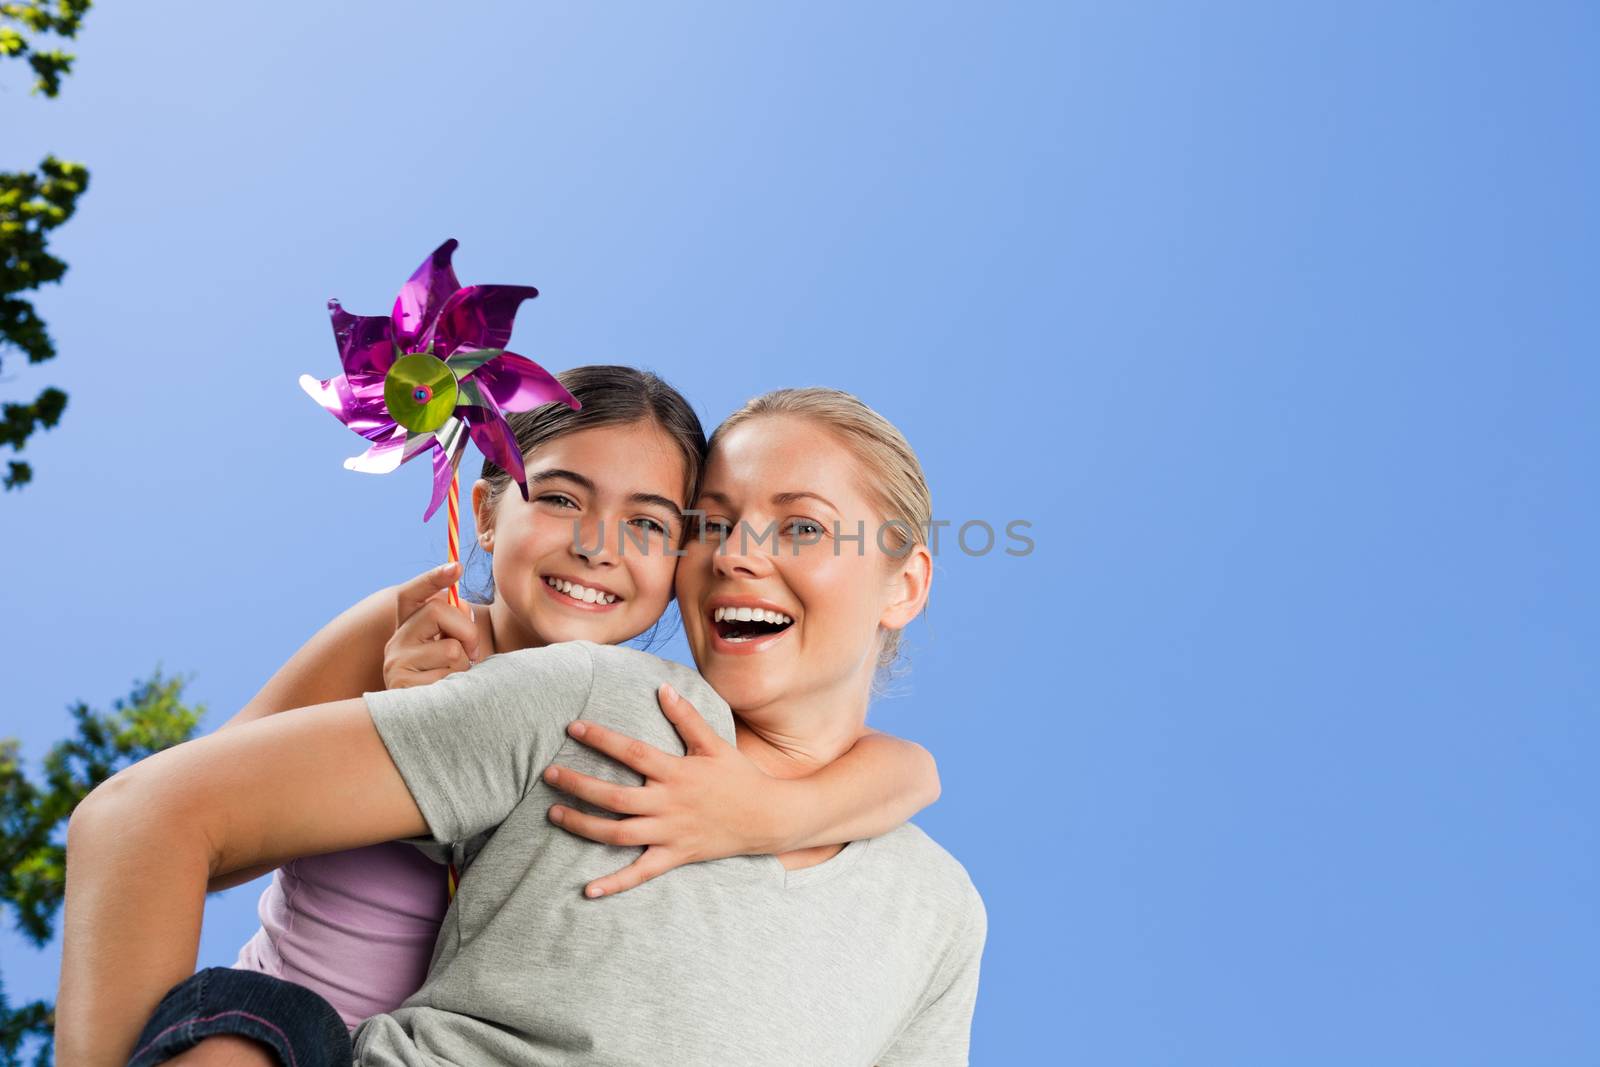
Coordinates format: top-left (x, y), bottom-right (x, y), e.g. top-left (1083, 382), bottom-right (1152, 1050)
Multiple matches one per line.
top-left (713, 606), bottom-right (793, 625)
top-left (544, 577), bottom-right (616, 605)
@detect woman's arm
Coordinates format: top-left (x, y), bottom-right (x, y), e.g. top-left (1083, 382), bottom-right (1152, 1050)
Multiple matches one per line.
top-left (209, 564), bottom-right (475, 889)
top-left (58, 698), bottom-right (425, 1067)
top-left (544, 685), bottom-right (941, 897)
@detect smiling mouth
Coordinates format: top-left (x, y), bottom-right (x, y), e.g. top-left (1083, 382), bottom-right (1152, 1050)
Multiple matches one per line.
top-left (710, 606), bottom-right (794, 644)
top-left (544, 576), bottom-right (621, 606)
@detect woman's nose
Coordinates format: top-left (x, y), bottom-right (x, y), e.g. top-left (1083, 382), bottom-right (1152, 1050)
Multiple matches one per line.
top-left (710, 522), bottom-right (777, 579)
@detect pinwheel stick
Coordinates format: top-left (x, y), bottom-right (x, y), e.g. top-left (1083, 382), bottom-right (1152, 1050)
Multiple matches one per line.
top-left (446, 471), bottom-right (463, 610)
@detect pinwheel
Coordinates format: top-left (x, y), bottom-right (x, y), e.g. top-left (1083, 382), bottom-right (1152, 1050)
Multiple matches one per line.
top-left (301, 239), bottom-right (579, 608)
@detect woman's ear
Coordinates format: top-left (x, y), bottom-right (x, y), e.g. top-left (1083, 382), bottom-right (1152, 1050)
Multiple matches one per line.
top-left (471, 479), bottom-right (495, 552)
top-left (879, 543), bottom-right (933, 633)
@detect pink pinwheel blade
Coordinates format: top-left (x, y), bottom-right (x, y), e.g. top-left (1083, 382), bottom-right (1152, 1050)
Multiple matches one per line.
top-left (463, 399), bottom-right (529, 497)
top-left (421, 420), bottom-right (469, 521)
top-left (392, 239), bottom-right (461, 349)
top-left (472, 351), bottom-right (580, 413)
top-left (328, 301), bottom-right (397, 381)
top-left (299, 373), bottom-right (396, 440)
top-left (343, 424), bottom-right (409, 474)
top-left (424, 285), bottom-right (539, 358)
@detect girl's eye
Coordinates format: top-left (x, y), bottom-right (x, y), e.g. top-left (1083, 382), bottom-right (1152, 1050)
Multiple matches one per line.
top-left (628, 517), bottom-right (668, 535)
top-left (538, 493), bottom-right (578, 509)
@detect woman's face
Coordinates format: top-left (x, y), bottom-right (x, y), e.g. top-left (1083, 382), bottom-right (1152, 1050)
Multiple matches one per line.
top-left (473, 421), bottom-right (688, 651)
top-left (676, 415), bottom-right (930, 716)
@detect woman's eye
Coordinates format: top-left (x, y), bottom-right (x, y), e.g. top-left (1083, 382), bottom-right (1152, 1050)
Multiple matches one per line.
top-left (538, 494), bottom-right (578, 509)
top-left (628, 517), bottom-right (668, 534)
top-left (697, 516), bottom-right (734, 539)
top-left (786, 519), bottom-right (824, 538)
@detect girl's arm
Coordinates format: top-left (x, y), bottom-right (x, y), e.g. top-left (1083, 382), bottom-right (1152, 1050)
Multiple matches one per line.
top-left (543, 684), bottom-right (940, 898)
top-left (209, 563), bottom-right (475, 890)
top-left (775, 727), bottom-right (941, 847)
top-left (58, 698), bottom-right (424, 1067)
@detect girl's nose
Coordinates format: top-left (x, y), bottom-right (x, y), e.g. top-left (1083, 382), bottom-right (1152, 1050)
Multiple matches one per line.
top-left (569, 516), bottom-right (620, 567)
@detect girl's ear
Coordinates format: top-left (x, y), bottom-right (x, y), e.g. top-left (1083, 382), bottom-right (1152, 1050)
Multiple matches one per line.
top-left (471, 479), bottom-right (495, 552)
top-left (879, 543), bottom-right (933, 634)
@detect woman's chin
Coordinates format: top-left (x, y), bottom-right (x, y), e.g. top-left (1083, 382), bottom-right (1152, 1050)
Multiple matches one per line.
top-left (697, 661), bottom-right (780, 713)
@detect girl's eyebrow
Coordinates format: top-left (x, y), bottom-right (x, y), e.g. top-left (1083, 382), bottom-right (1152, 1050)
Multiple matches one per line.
top-left (531, 469), bottom-right (681, 518)
top-left (630, 491), bottom-right (684, 518)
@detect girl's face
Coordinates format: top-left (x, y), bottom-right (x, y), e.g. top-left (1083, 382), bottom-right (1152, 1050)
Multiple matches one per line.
top-left (676, 416), bottom-right (931, 717)
top-left (473, 421), bottom-right (688, 651)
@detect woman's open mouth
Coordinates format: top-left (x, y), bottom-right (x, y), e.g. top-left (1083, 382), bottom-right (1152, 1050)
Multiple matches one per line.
top-left (708, 604), bottom-right (794, 653)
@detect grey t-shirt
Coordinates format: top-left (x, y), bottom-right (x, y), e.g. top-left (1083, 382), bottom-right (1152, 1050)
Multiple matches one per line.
top-left (355, 641), bottom-right (985, 1066)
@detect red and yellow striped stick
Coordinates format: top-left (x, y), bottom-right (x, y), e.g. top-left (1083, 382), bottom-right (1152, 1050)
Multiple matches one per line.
top-left (446, 467), bottom-right (462, 898)
top-left (445, 470), bottom-right (462, 610)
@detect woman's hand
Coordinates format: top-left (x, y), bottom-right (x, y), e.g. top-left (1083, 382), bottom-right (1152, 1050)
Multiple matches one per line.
top-left (543, 683), bottom-right (785, 898)
top-left (382, 562), bottom-right (485, 690)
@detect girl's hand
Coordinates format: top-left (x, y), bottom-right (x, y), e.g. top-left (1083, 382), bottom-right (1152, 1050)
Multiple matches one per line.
top-left (382, 562), bottom-right (485, 690)
top-left (543, 683), bottom-right (784, 898)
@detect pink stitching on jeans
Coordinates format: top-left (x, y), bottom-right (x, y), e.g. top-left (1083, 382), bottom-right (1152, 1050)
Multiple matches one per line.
top-left (130, 1010), bottom-right (300, 1067)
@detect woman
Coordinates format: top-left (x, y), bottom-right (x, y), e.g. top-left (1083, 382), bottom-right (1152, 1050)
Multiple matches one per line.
top-left (220, 364), bottom-right (941, 1028)
top-left (59, 388), bottom-right (987, 1066)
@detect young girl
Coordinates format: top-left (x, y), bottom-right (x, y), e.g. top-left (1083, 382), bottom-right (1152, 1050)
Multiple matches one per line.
top-left (220, 365), bottom-right (942, 1029)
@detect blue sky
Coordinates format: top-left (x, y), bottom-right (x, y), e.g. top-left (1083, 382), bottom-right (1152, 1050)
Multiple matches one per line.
top-left (4, 2), bottom-right (1597, 1062)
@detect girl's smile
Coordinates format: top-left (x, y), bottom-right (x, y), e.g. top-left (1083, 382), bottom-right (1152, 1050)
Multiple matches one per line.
top-left (541, 574), bottom-right (625, 611)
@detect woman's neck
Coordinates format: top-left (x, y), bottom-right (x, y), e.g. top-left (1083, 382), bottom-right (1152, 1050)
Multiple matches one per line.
top-left (729, 688), bottom-right (872, 781)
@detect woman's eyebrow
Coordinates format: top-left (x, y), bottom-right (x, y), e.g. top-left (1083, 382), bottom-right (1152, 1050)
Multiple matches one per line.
top-left (698, 489), bottom-right (839, 514)
top-left (772, 491), bottom-right (839, 514)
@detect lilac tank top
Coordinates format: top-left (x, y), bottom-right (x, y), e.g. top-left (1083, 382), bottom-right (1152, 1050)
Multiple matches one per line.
top-left (233, 841), bottom-right (448, 1030)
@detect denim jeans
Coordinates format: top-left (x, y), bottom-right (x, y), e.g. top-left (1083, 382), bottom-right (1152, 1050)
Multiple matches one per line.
top-left (125, 967), bottom-right (350, 1066)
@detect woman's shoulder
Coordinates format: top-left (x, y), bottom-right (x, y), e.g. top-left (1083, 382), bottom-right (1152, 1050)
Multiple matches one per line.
top-left (869, 823), bottom-right (986, 915)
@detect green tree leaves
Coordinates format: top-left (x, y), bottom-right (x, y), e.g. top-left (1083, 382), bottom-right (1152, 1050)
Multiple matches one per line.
top-left (0, 672), bottom-right (200, 1066)
top-left (2, 0), bottom-right (93, 490)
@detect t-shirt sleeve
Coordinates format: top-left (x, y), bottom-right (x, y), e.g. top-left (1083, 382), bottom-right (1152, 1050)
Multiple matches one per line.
top-left (877, 887), bottom-right (988, 1066)
top-left (364, 642), bottom-right (595, 845)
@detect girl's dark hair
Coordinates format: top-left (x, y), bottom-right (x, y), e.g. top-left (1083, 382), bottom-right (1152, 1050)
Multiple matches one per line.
top-left (468, 365), bottom-right (707, 649)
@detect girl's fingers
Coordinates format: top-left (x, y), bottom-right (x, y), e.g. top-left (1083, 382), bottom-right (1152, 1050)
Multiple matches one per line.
top-left (543, 764), bottom-right (661, 816)
top-left (565, 721), bottom-right (675, 780)
top-left (546, 806), bottom-right (661, 849)
top-left (394, 562), bottom-right (463, 624)
top-left (580, 847), bottom-right (685, 899)
top-left (394, 600), bottom-right (482, 662)
top-left (655, 684), bottom-right (725, 755)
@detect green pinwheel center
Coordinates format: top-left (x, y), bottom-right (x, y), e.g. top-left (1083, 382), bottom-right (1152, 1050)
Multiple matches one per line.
top-left (384, 352), bottom-right (459, 433)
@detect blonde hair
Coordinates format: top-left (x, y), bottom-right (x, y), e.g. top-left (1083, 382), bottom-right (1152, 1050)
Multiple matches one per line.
top-left (709, 387), bottom-right (932, 675)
